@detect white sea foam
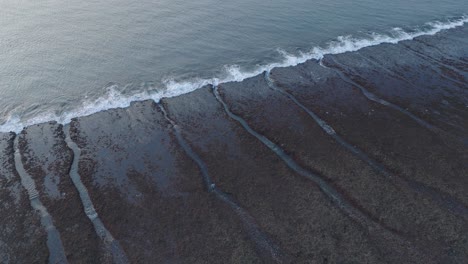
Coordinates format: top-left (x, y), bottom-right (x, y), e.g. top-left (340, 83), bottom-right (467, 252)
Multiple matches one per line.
top-left (1, 16), bottom-right (467, 133)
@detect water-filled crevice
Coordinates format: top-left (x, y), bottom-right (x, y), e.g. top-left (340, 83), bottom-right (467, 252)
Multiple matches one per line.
top-left (354, 48), bottom-right (467, 92)
top-left (354, 53), bottom-right (432, 88)
top-left (64, 127), bottom-right (129, 264)
top-left (211, 85), bottom-right (451, 261)
top-left (213, 85), bottom-right (387, 230)
top-left (323, 57), bottom-right (438, 132)
top-left (157, 105), bottom-right (213, 191)
top-left (413, 38), bottom-right (468, 65)
top-left (401, 44), bottom-right (468, 83)
top-left (13, 136), bottom-right (68, 264)
top-left (349, 53), bottom-right (468, 132)
top-left (265, 71), bottom-right (468, 218)
top-left (157, 103), bottom-right (286, 263)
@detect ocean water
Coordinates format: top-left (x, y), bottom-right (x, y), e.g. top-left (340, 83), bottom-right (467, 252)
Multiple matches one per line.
top-left (0, 0), bottom-right (467, 132)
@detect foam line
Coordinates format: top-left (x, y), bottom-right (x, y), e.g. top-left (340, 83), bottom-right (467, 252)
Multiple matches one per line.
top-left (13, 136), bottom-right (68, 264)
top-left (0, 16), bottom-right (466, 133)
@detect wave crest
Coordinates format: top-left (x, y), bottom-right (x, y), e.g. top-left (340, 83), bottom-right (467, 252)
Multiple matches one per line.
top-left (1, 15), bottom-right (467, 133)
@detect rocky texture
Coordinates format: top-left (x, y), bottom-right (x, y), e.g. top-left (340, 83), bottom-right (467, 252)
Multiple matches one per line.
top-left (19, 122), bottom-right (107, 263)
top-left (414, 24), bottom-right (468, 69)
top-left (1, 25), bottom-right (467, 263)
top-left (320, 25), bottom-right (468, 139)
top-left (0, 132), bottom-right (48, 263)
top-left (271, 58), bottom-right (468, 210)
top-left (163, 87), bottom-right (387, 263)
top-left (69, 100), bottom-right (261, 263)
top-left (219, 73), bottom-right (468, 263)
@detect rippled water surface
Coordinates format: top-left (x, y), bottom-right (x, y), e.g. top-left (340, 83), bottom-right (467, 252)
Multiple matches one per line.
top-left (0, 0), bottom-right (467, 131)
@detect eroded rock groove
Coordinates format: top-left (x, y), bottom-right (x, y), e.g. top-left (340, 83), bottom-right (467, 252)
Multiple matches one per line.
top-left (13, 136), bottom-right (68, 264)
top-left (414, 38), bottom-right (468, 65)
top-left (213, 85), bottom-right (378, 228)
top-left (158, 102), bottom-right (286, 263)
top-left (212, 84), bottom-right (447, 262)
top-left (323, 57), bottom-right (439, 132)
top-left (64, 127), bottom-right (129, 264)
top-left (265, 71), bottom-right (468, 218)
top-left (401, 44), bottom-right (468, 82)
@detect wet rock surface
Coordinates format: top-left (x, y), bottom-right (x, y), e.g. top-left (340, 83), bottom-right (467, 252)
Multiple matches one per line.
top-left (163, 87), bottom-right (385, 264)
top-left (70, 100), bottom-right (261, 263)
top-left (1, 25), bottom-right (467, 263)
top-left (220, 74), bottom-right (468, 263)
top-left (271, 58), bottom-right (468, 209)
top-left (0, 133), bottom-right (48, 263)
top-left (19, 122), bottom-right (107, 263)
top-left (321, 26), bottom-right (468, 138)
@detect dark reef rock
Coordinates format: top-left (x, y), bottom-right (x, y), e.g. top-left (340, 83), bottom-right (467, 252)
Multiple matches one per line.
top-left (2, 25), bottom-right (467, 263)
top-left (0, 132), bottom-right (48, 263)
top-left (19, 122), bottom-right (108, 263)
top-left (163, 87), bottom-right (387, 263)
top-left (221, 72), bottom-right (467, 263)
top-left (70, 100), bottom-right (261, 263)
top-left (321, 40), bottom-right (468, 138)
top-left (272, 57), bottom-right (468, 208)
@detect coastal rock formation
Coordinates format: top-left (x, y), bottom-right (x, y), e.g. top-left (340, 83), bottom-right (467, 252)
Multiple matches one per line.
top-left (0, 25), bottom-right (467, 263)
top-left (19, 123), bottom-right (108, 263)
top-left (69, 101), bottom-right (261, 263)
top-left (0, 133), bottom-right (48, 263)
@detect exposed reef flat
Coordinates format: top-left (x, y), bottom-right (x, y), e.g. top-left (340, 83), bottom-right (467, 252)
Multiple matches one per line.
top-left (0, 133), bottom-right (48, 263)
top-left (1, 25), bottom-right (467, 263)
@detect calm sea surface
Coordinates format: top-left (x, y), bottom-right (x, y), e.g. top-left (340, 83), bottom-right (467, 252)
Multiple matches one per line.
top-left (0, 0), bottom-right (467, 131)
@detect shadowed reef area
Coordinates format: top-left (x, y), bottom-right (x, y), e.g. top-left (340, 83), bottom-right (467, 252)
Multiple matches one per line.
top-left (0, 25), bottom-right (467, 264)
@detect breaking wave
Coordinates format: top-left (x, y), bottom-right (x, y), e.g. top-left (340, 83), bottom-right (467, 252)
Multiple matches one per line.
top-left (1, 15), bottom-right (467, 133)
